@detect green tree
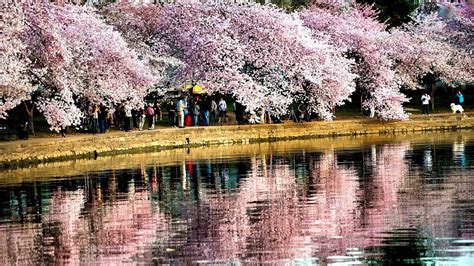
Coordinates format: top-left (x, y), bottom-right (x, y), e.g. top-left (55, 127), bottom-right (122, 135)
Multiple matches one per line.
top-left (358, 0), bottom-right (420, 27)
top-left (256, 0), bottom-right (309, 11)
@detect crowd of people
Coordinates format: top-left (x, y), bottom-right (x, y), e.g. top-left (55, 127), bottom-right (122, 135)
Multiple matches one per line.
top-left (164, 95), bottom-right (232, 128)
top-left (51, 89), bottom-right (468, 139)
top-left (3, 91), bottom-right (468, 140)
top-left (84, 95), bottom-right (246, 134)
top-left (82, 93), bottom-right (341, 135)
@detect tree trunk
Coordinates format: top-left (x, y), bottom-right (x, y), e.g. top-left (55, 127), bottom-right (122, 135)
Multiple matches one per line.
top-left (431, 83), bottom-right (435, 112)
top-left (23, 101), bottom-right (35, 135)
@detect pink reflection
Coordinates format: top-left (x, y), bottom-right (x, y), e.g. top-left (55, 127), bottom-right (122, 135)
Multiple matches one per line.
top-left (0, 174), bottom-right (173, 264)
top-left (1, 142), bottom-right (473, 264)
top-left (177, 145), bottom-right (411, 262)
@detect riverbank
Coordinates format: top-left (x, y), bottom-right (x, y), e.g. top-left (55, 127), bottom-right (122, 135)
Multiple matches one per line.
top-left (1, 130), bottom-right (472, 184)
top-left (1, 113), bottom-right (473, 168)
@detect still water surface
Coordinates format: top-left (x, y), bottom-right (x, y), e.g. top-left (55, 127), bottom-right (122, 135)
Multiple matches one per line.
top-left (0, 132), bottom-right (473, 264)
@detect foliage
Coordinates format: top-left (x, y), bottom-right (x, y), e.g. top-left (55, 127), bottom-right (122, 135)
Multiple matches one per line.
top-left (300, 3), bottom-right (409, 120)
top-left (0, 5), bottom-right (33, 119)
top-left (105, 3), bottom-right (357, 120)
top-left (1, 1), bottom-right (472, 129)
top-left (388, 7), bottom-right (474, 90)
top-left (1, 2), bottom-right (155, 131)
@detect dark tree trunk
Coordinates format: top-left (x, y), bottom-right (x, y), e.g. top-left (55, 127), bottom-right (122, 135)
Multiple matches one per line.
top-left (431, 83), bottom-right (436, 112)
top-left (23, 101), bottom-right (35, 135)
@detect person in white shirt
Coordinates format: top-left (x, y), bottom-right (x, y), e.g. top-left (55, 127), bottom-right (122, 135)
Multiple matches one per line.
top-left (124, 101), bottom-right (133, 131)
top-left (177, 96), bottom-right (188, 128)
top-left (218, 98), bottom-right (227, 125)
top-left (210, 99), bottom-right (218, 125)
top-left (421, 92), bottom-right (431, 115)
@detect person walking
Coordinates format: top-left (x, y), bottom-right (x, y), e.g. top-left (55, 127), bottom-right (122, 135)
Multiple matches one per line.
top-left (421, 92), bottom-right (431, 115)
top-left (146, 103), bottom-right (155, 130)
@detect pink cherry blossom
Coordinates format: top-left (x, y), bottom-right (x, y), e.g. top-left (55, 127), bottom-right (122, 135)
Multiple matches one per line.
top-left (2, 2), bottom-right (155, 131)
top-left (388, 11), bottom-right (474, 91)
top-left (0, 5), bottom-right (34, 118)
top-left (2, 1), bottom-right (472, 127)
top-left (300, 3), bottom-right (409, 120)
top-left (105, 3), bottom-right (357, 120)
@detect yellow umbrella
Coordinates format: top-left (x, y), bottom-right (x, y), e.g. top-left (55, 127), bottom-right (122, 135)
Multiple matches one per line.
top-left (192, 84), bottom-right (207, 94)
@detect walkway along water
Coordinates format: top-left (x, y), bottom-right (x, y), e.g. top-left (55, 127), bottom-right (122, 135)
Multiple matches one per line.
top-left (0, 113), bottom-right (473, 168)
top-left (1, 130), bottom-right (471, 184)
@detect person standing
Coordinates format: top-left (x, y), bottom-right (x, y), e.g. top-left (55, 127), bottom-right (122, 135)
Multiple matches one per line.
top-left (124, 101), bottom-right (132, 131)
top-left (107, 103), bottom-right (114, 130)
top-left (177, 96), bottom-right (188, 128)
top-left (201, 96), bottom-right (211, 126)
top-left (456, 90), bottom-right (464, 106)
top-left (138, 106), bottom-right (146, 131)
top-left (146, 103), bottom-right (155, 130)
top-left (235, 101), bottom-right (245, 125)
top-left (421, 92), bottom-right (431, 115)
top-left (98, 104), bottom-right (108, 133)
top-left (132, 109), bottom-right (139, 130)
top-left (192, 98), bottom-right (200, 126)
top-left (91, 105), bottom-right (99, 134)
top-left (210, 98), bottom-right (218, 125)
top-left (264, 106), bottom-right (272, 124)
top-left (167, 99), bottom-right (176, 127)
top-left (297, 104), bottom-right (307, 122)
top-left (154, 100), bottom-right (162, 122)
top-left (218, 97), bottom-right (227, 125)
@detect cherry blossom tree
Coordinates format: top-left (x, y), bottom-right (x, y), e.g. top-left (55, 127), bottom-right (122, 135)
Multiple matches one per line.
top-left (105, 3), bottom-right (357, 120)
top-left (3, 1), bottom-right (471, 127)
top-left (1, 2), bottom-right (155, 131)
top-left (27, 3), bottom-right (156, 131)
top-left (0, 5), bottom-right (34, 119)
top-left (300, 3), bottom-right (409, 120)
top-left (387, 5), bottom-right (473, 108)
top-left (102, 3), bottom-right (183, 96)
top-left (447, 3), bottom-right (474, 54)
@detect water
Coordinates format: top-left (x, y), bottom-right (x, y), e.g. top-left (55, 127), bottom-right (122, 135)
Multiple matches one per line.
top-left (0, 131), bottom-right (473, 264)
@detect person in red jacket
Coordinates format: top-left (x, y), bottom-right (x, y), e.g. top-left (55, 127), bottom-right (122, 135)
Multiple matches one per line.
top-left (145, 103), bottom-right (155, 130)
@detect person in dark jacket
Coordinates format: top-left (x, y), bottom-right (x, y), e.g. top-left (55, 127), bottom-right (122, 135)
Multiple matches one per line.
top-left (98, 104), bottom-right (108, 133)
top-left (167, 99), bottom-right (176, 127)
top-left (200, 96), bottom-right (212, 126)
top-left (235, 101), bottom-right (245, 125)
top-left (192, 98), bottom-right (200, 126)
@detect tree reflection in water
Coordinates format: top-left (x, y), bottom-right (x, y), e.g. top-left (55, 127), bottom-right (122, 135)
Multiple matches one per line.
top-left (0, 137), bottom-right (473, 264)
